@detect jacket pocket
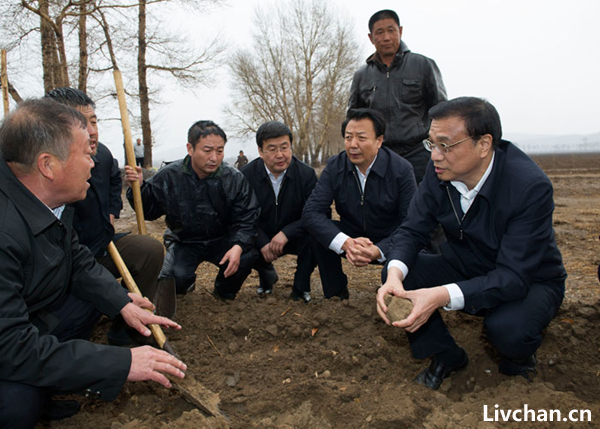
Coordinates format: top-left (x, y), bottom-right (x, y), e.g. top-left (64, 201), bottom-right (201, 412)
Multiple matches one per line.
top-left (400, 79), bottom-right (422, 104)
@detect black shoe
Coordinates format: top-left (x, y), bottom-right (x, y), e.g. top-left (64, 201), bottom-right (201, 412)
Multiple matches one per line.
top-left (415, 348), bottom-right (469, 390)
top-left (41, 399), bottom-right (80, 421)
top-left (290, 288), bottom-right (312, 303)
top-left (499, 354), bottom-right (537, 382)
top-left (328, 286), bottom-right (349, 300)
top-left (257, 265), bottom-right (278, 295)
top-left (211, 288), bottom-right (236, 301)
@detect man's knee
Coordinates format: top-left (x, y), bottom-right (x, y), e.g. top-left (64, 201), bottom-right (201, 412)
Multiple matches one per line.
top-left (485, 313), bottom-right (542, 359)
top-left (0, 381), bottom-right (45, 429)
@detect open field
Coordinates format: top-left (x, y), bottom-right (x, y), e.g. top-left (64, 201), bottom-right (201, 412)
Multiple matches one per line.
top-left (43, 153), bottom-right (600, 428)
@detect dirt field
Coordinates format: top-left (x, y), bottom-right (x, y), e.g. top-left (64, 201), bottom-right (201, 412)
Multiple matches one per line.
top-left (43, 153), bottom-right (600, 428)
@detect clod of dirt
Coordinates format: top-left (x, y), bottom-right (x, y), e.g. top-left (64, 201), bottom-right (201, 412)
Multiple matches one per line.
top-left (384, 295), bottom-right (413, 322)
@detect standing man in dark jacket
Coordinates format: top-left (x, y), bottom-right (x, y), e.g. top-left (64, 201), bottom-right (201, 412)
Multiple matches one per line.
top-left (0, 99), bottom-right (185, 427)
top-left (241, 121), bottom-right (318, 303)
top-left (303, 109), bottom-right (416, 299)
top-left (377, 97), bottom-right (566, 390)
top-left (125, 120), bottom-right (259, 300)
top-left (348, 9), bottom-right (447, 182)
top-left (45, 88), bottom-right (164, 345)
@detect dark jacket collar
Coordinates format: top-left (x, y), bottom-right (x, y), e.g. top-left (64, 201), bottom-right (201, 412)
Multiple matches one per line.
top-left (256, 156), bottom-right (299, 181)
top-left (343, 146), bottom-right (390, 178)
top-left (437, 140), bottom-right (511, 203)
top-left (181, 155), bottom-right (224, 179)
top-left (0, 158), bottom-right (58, 235)
top-left (366, 40), bottom-right (410, 67)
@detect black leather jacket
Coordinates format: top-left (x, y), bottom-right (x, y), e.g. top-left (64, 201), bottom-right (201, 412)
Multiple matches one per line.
top-left (348, 41), bottom-right (447, 156)
top-left (128, 157), bottom-right (259, 250)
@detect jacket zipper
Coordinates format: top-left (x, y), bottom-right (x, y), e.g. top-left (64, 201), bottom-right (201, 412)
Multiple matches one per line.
top-left (273, 175), bottom-right (286, 226)
top-left (352, 170), bottom-right (367, 232)
top-left (446, 186), bottom-right (466, 240)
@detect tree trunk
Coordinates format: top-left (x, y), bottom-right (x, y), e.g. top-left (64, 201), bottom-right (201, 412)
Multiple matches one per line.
top-left (138, 0), bottom-right (153, 168)
top-left (40, 0), bottom-right (57, 92)
top-left (78, 3), bottom-right (88, 92)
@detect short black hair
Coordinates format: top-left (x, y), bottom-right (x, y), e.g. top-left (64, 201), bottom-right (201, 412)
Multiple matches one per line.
top-left (44, 87), bottom-right (96, 109)
top-left (429, 97), bottom-right (503, 149)
top-left (341, 108), bottom-right (386, 138)
top-left (368, 9), bottom-right (400, 33)
top-left (0, 98), bottom-right (87, 170)
top-left (187, 120), bottom-right (227, 148)
top-left (255, 121), bottom-right (293, 149)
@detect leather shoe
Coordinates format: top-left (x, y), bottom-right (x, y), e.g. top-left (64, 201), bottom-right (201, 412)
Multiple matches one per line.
top-left (211, 288), bottom-right (236, 301)
top-left (257, 265), bottom-right (278, 295)
top-left (328, 285), bottom-right (349, 300)
top-left (499, 354), bottom-right (537, 382)
top-left (41, 399), bottom-right (80, 421)
top-left (415, 348), bottom-right (469, 390)
top-left (290, 288), bottom-right (312, 303)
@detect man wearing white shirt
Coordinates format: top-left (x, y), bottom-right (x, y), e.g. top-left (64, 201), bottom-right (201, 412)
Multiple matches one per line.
top-left (303, 108), bottom-right (416, 299)
top-left (377, 97), bottom-right (566, 390)
top-left (241, 121), bottom-right (318, 302)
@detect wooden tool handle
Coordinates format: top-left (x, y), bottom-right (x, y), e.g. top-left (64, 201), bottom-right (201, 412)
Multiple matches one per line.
top-left (107, 241), bottom-right (166, 348)
top-left (113, 70), bottom-right (146, 235)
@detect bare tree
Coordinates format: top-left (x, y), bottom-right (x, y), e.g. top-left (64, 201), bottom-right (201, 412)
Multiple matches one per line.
top-left (227, 0), bottom-right (359, 165)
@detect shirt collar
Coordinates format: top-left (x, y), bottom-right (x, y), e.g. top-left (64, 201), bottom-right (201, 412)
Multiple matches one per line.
top-left (450, 151), bottom-right (495, 199)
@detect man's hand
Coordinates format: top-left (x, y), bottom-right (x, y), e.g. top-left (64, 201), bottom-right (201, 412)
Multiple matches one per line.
top-left (260, 243), bottom-right (277, 263)
top-left (124, 165), bottom-right (144, 186)
top-left (376, 267), bottom-right (407, 324)
top-left (127, 346), bottom-right (186, 388)
top-left (269, 231), bottom-right (288, 257)
top-left (219, 244), bottom-right (243, 277)
top-left (120, 302), bottom-right (182, 337)
top-left (127, 292), bottom-right (155, 312)
top-left (109, 214), bottom-right (115, 227)
top-left (343, 237), bottom-right (380, 267)
top-left (396, 286), bottom-right (450, 333)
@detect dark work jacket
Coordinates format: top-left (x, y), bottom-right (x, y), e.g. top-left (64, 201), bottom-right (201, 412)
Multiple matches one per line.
top-left (70, 142), bottom-right (123, 257)
top-left (348, 41), bottom-right (447, 156)
top-left (127, 157), bottom-right (259, 250)
top-left (0, 158), bottom-right (131, 400)
top-left (302, 146), bottom-right (416, 257)
top-left (241, 156), bottom-right (317, 249)
top-left (388, 141), bottom-right (567, 314)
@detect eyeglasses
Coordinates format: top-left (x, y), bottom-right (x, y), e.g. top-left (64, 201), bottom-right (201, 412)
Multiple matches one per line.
top-left (263, 144), bottom-right (291, 155)
top-left (422, 136), bottom-right (476, 153)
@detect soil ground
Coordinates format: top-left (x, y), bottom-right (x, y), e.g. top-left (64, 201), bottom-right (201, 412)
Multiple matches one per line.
top-left (41, 153), bottom-right (600, 428)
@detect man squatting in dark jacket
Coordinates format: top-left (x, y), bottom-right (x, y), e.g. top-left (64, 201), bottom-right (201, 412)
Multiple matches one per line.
top-left (377, 97), bottom-right (566, 390)
top-left (45, 87), bottom-right (165, 346)
top-left (348, 9), bottom-right (447, 183)
top-left (241, 121), bottom-right (318, 303)
top-left (125, 121), bottom-right (260, 299)
top-left (302, 108), bottom-right (417, 299)
top-left (0, 99), bottom-right (185, 428)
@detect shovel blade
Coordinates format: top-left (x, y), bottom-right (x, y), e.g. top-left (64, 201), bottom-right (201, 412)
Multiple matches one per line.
top-left (156, 277), bottom-right (177, 318)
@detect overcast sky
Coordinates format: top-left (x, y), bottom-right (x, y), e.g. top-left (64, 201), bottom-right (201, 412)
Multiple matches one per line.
top-left (10, 0), bottom-right (600, 164)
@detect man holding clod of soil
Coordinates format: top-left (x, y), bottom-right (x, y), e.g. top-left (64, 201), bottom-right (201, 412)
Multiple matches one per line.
top-left (377, 97), bottom-right (566, 390)
top-left (0, 99), bottom-right (186, 428)
top-left (241, 121), bottom-right (318, 303)
top-left (124, 120), bottom-right (260, 299)
top-left (303, 108), bottom-right (417, 299)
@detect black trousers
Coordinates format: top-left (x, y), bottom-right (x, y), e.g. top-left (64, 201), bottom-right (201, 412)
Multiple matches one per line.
top-left (0, 294), bottom-right (101, 429)
top-left (160, 238), bottom-right (257, 296)
top-left (382, 253), bottom-right (564, 360)
top-left (401, 146), bottom-right (430, 184)
top-left (312, 221), bottom-right (385, 298)
top-left (253, 233), bottom-right (316, 292)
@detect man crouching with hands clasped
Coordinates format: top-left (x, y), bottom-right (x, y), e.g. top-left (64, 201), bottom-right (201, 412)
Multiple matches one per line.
top-left (0, 99), bottom-right (185, 429)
